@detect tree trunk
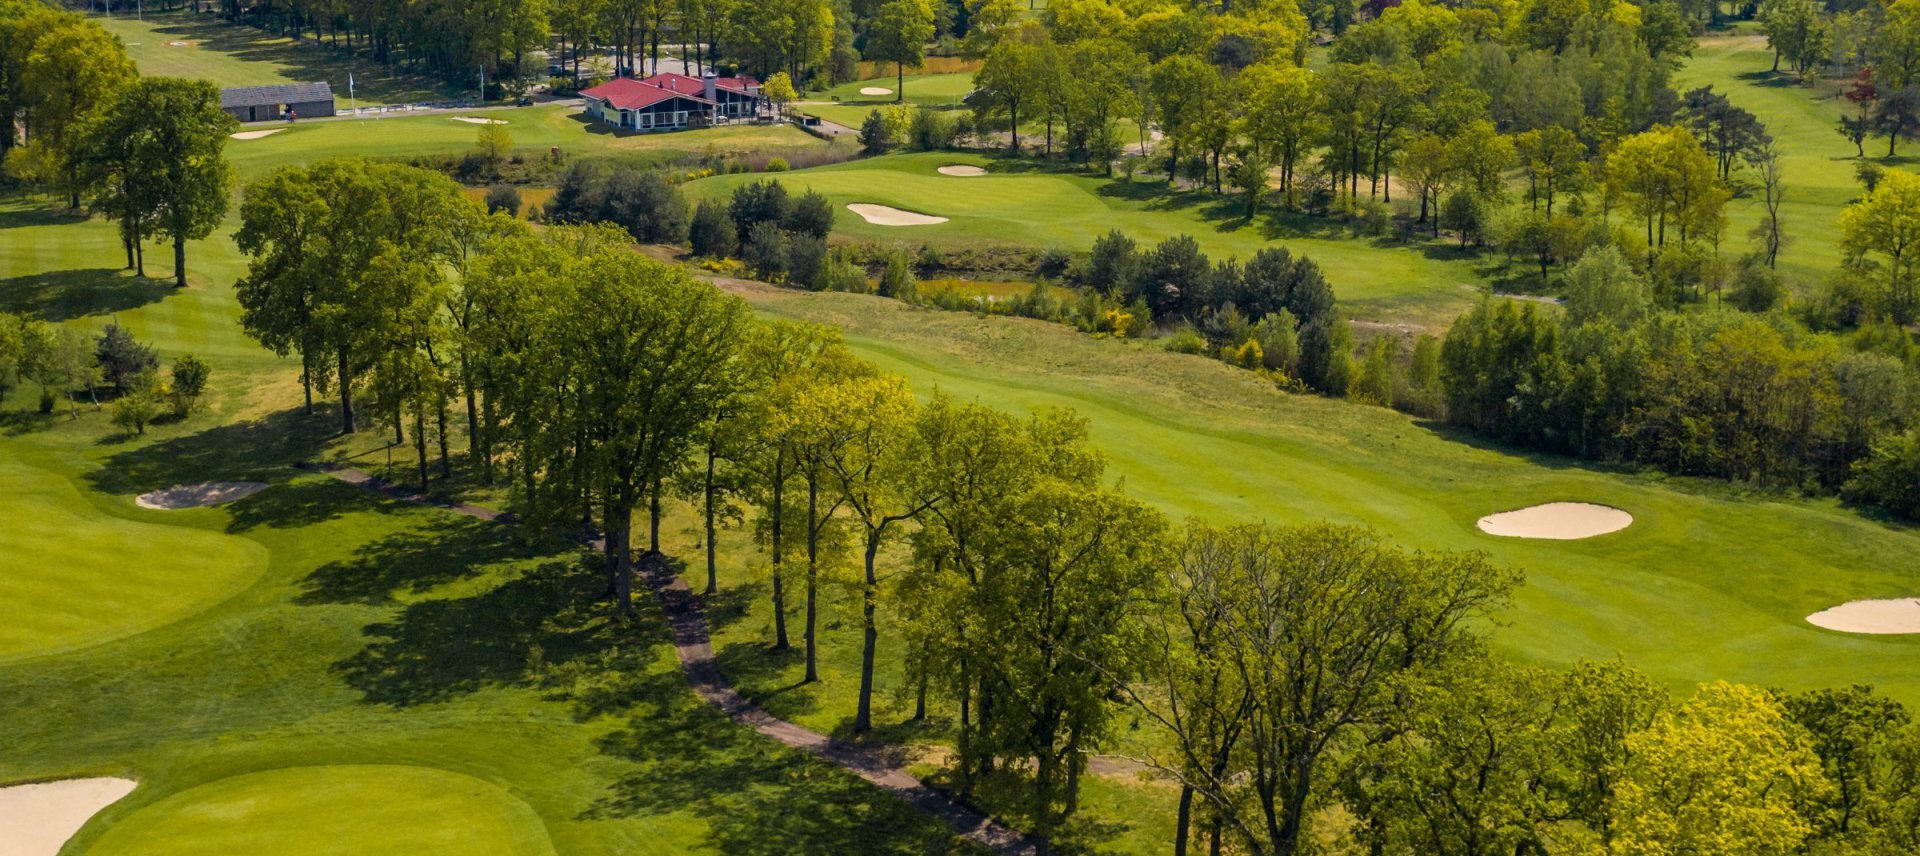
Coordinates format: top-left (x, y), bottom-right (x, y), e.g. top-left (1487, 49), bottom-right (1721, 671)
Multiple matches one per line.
top-left (174, 235), bottom-right (188, 288)
top-left (414, 403), bottom-right (428, 491)
top-left (771, 457), bottom-right (789, 649)
top-left (608, 498), bottom-right (636, 617)
top-left (337, 347), bottom-right (356, 434)
top-left (649, 477), bottom-right (662, 553)
top-left (804, 474), bottom-right (820, 683)
top-left (1174, 785), bottom-right (1193, 856)
top-left (436, 399), bottom-right (451, 478)
top-left (854, 530), bottom-right (880, 733)
top-left (703, 439), bottom-right (719, 595)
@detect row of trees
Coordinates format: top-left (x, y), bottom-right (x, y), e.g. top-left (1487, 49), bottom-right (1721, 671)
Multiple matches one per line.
top-left (2, 3), bottom-right (235, 287)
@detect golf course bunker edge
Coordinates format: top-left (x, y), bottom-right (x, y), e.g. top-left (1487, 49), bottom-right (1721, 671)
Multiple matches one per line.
top-left (846, 203), bottom-right (948, 226)
top-left (135, 482), bottom-right (269, 510)
top-left (1807, 599), bottom-right (1920, 634)
top-left (937, 164), bottom-right (987, 176)
top-left (0, 777), bottom-right (138, 856)
top-left (1476, 502), bottom-right (1633, 540)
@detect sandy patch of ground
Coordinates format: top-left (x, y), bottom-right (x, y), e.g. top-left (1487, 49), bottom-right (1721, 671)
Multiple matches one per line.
top-left (847, 203), bottom-right (948, 226)
top-left (451, 116), bottom-right (507, 125)
top-left (937, 164), bottom-right (987, 177)
top-left (1476, 502), bottom-right (1632, 540)
top-left (1807, 599), bottom-right (1920, 634)
top-left (230, 128), bottom-right (286, 140)
top-left (135, 482), bottom-right (269, 510)
top-left (859, 86), bottom-right (894, 96)
top-left (165, 40), bottom-right (195, 47)
top-left (0, 778), bottom-right (138, 856)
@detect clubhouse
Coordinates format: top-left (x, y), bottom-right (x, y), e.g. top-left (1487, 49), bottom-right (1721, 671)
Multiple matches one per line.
top-left (579, 72), bottom-right (765, 132)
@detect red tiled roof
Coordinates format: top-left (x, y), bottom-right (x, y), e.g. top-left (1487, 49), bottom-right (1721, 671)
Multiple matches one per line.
top-left (581, 73), bottom-right (762, 110)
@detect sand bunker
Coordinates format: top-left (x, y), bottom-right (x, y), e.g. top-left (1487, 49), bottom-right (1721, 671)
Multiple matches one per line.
top-left (0, 777), bottom-right (138, 856)
top-left (1476, 502), bottom-right (1632, 540)
top-left (451, 116), bottom-right (507, 125)
top-left (230, 128), bottom-right (286, 140)
top-left (165, 40), bottom-right (193, 47)
top-left (937, 164), bottom-right (987, 177)
top-left (136, 482), bottom-right (269, 510)
top-left (1807, 599), bottom-right (1920, 634)
top-left (859, 86), bottom-right (894, 96)
top-left (847, 203), bottom-right (947, 226)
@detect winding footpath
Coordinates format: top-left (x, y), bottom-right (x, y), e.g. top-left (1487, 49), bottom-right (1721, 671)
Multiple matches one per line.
top-left (302, 462), bottom-right (1038, 855)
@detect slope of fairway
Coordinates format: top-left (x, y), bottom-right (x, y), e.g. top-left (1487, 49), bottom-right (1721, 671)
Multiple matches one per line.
top-left (1674, 30), bottom-right (1857, 290)
top-left (85, 765), bottom-right (557, 856)
top-left (689, 152), bottom-right (1483, 321)
top-left (714, 286), bottom-right (1920, 723)
top-left (799, 72), bottom-right (975, 129)
top-left (0, 452), bottom-right (267, 663)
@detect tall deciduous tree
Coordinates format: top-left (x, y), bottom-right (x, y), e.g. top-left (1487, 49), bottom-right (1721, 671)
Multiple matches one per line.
top-left (10, 19), bottom-right (133, 209)
top-left (865, 0), bottom-right (934, 101)
top-left (82, 77), bottom-right (237, 289)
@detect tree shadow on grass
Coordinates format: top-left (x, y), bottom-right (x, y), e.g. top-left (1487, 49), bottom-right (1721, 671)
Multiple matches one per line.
top-left (145, 12), bottom-right (457, 105)
top-left (89, 405), bottom-right (347, 530)
top-left (296, 518), bottom-right (539, 606)
top-left (0, 269), bottom-right (173, 322)
top-left (585, 698), bottom-right (974, 854)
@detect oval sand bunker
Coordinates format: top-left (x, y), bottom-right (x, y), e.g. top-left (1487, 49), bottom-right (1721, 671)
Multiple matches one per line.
top-left (1, 777), bottom-right (138, 856)
top-left (1807, 599), bottom-right (1920, 634)
top-left (859, 86), bottom-right (894, 96)
top-left (937, 164), bottom-right (987, 177)
top-left (1476, 502), bottom-right (1632, 540)
top-left (136, 482), bottom-right (269, 510)
top-left (451, 116), bottom-right (507, 125)
top-left (231, 128), bottom-right (285, 141)
top-left (847, 203), bottom-right (948, 226)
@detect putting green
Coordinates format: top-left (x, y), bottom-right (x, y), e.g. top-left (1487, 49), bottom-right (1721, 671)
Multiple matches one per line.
top-left (0, 453), bottom-right (267, 663)
top-left (85, 765), bottom-right (558, 855)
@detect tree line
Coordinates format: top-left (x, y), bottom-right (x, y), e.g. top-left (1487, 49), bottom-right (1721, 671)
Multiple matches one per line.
top-left (0, 313), bottom-right (212, 431)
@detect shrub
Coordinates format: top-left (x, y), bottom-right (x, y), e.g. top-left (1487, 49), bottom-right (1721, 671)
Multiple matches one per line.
top-left (1164, 325), bottom-right (1208, 355)
top-left (1086, 230), bottom-right (1138, 293)
top-left (95, 323), bottom-right (157, 396)
top-left (814, 247), bottom-right (870, 293)
top-left (765, 156), bottom-right (791, 172)
top-left (729, 180), bottom-right (792, 244)
top-left (786, 233), bottom-right (828, 286)
top-left (744, 220), bottom-right (790, 282)
top-left (879, 248), bottom-right (918, 300)
top-left (860, 110), bottom-right (894, 155)
top-left (1036, 246), bottom-right (1072, 279)
top-left (605, 169), bottom-right (688, 244)
top-left (1846, 429), bottom-right (1920, 519)
top-left (1254, 311), bottom-right (1299, 372)
top-left (109, 369), bottom-right (162, 435)
top-left (784, 189), bottom-right (835, 240)
top-left (1729, 258), bottom-right (1784, 313)
top-left (169, 355), bottom-right (210, 417)
top-left (909, 106), bottom-right (956, 151)
top-left (1225, 337), bottom-right (1264, 369)
top-left (485, 184), bottom-right (522, 217)
top-left (689, 198), bottom-right (738, 258)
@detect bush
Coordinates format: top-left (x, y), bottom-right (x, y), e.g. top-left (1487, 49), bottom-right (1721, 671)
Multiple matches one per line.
top-left (728, 180), bottom-right (792, 245)
top-left (109, 369), bottom-right (162, 436)
top-left (1085, 230), bottom-right (1137, 293)
top-left (765, 156), bottom-right (791, 172)
top-left (784, 189), bottom-right (835, 240)
top-left (1845, 429), bottom-right (1920, 519)
top-left (1729, 259), bottom-right (1785, 313)
top-left (1035, 246), bottom-right (1072, 279)
top-left (786, 233), bottom-right (828, 286)
top-left (1254, 311), bottom-right (1299, 372)
top-left (169, 354), bottom-right (210, 417)
top-left (485, 184), bottom-right (522, 217)
top-left (604, 169), bottom-right (688, 244)
top-left (744, 220), bottom-right (790, 282)
top-left (879, 248), bottom-right (918, 300)
top-left (814, 247), bottom-right (870, 293)
top-left (1164, 325), bottom-right (1208, 355)
top-left (860, 110), bottom-right (894, 155)
top-left (689, 198), bottom-right (737, 258)
top-left (909, 106), bottom-right (956, 151)
top-left (96, 323), bottom-right (157, 396)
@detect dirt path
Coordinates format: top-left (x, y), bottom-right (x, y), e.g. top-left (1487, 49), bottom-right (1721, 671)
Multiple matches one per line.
top-left (303, 462), bottom-right (1037, 855)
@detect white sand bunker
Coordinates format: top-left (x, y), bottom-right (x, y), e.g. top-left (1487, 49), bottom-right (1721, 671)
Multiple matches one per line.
top-left (165, 40), bottom-right (193, 47)
top-left (451, 116), bottom-right (507, 125)
top-left (230, 128), bottom-right (285, 140)
top-left (136, 482), bottom-right (269, 510)
top-left (1, 777), bottom-right (138, 856)
top-left (859, 86), bottom-right (894, 96)
top-left (847, 203), bottom-right (947, 226)
top-left (1808, 599), bottom-right (1920, 634)
top-left (1476, 502), bottom-right (1632, 540)
top-left (937, 164), bottom-right (987, 177)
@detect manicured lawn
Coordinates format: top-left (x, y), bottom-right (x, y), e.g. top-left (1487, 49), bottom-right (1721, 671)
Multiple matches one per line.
top-left (225, 106), bottom-right (846, 182)
top-left (0, 452), bottom-right (266, 663)
top-left (688, 151), bottom-right (1486, 324)
top-left (1673, 29), bottom-right (1860, 293)
top-left (799, 72), bottom-right (975, 129)
top-left (94, 10), bottom-right (463, 107)
top-left (86, 765), bottom-right (559, 856)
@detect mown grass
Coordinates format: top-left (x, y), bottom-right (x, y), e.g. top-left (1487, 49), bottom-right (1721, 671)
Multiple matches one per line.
top-left (799, 71), bottom-right (975, 129)
top-left (1672, 27), bottom-right (1860, 294)
top-left (689, 151), bottom-right (1486, 325)
top-left (94, 9), bottom-right (463, 107)
top-left (0, 209), bottom-right (974, 854)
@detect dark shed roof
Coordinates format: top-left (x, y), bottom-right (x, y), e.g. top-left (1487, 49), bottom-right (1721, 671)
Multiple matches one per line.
top-left (221, 82), bottom-right (334, 109)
